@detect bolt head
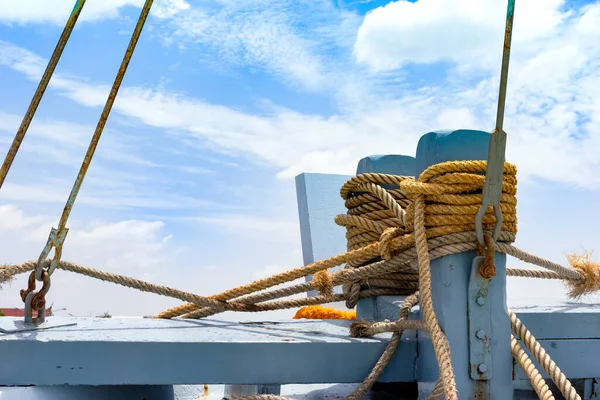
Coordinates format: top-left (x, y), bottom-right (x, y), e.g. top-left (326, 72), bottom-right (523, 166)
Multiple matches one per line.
top-left (476, 330), bottom-right (486, 339)
top-left (478, 364), bottom-right (488, 373)
top-left (476, 296), bottom-right (486, 306)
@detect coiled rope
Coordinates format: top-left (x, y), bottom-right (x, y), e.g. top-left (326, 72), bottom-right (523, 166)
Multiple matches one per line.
top-left (2, 160), bottom-right (599, 400)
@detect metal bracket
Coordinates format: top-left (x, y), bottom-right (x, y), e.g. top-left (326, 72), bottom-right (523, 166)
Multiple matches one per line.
top-left (36, 226), bottom-right (69, 280)
top-left (468, 256), bottom-right (492, 381)
top-left (0, 317), bottom-right (77, 334)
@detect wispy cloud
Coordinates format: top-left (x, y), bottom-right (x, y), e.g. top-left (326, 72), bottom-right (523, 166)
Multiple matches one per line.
top-left (0, 0), bottom-right (189, 25)
top-left (3, 3), bottom-right (600, 188)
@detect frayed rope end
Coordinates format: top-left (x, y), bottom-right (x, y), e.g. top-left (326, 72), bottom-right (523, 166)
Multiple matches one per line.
top-left (350, 319), bottom-right (375, 338)
top-left (0, 267), bottom-right (15, 288)
top-left (566, 253), bottom-right (600, 299)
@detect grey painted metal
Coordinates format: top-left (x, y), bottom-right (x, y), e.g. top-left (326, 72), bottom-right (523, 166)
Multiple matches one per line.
top-left (512, 339), bottom-right (600, 381)
top-left (510, 302), bottom-right (600, 340)
top-left (355, 155), bottom-right (415, 320)
top-left (414, 129), bottom-right (513, 400)
top-left (0, 315), bottom-right (76, 333)
top-left (467, 256), bottom-right (493, 381)
top-left (0, 317), bottom-right (416, 385)
top-left (296, 173), bottom-right (352, 296)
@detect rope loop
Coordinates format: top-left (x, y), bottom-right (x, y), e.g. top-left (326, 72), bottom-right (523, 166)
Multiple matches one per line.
top-left (478, 234), bottom-right (497, 279)
top-left (378, 227), bottom-right (403, 260)
top-left (2, 159), bottom-right (598, 400)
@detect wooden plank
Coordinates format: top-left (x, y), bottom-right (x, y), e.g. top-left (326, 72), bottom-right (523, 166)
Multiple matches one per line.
top-left (0, 317), bottom-right (417, 386)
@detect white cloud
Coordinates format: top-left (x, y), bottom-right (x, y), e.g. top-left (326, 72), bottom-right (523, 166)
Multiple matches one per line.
top-left (0, 204), bottom-right (304, 319)
top-left (354, 0), bottom-right (569, 71)
top-left (0, 110), bottom-right (225, 211)
top-left (3, 0), bottom-right (600, 320)
top-left (0, 205), bottom-right (53, 230)
top-left (3, 16), bottom-right (600, 189)
top-left (191, 214), bottom-right (301, 244)
top-left (0, 0), bottom-right (189, 25)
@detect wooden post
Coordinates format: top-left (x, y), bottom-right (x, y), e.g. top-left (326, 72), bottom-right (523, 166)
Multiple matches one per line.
top-left (354, 155), bottom-right (416, 321)
top-left (414, 129), bottom-right (513, 399)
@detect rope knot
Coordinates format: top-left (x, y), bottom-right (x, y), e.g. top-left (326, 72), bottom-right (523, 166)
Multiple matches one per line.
top-left (312, 270), bottom-right (334, 299)
top-left (478, 234), bottom-right (497, 279)
top-left (378, 227), bottom-right (402, 260)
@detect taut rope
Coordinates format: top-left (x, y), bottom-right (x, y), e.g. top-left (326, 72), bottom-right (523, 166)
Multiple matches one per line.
top-left (2, 160), bottom-right (599, 399)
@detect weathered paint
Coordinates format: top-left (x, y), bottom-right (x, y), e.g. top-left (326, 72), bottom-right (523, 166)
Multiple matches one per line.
top-left (0, 317), bottom-right (417, 385)
top-left (296, 173), bottom-right (352, 296)
top-left (22, 0), bottom-right (156, 323)
top-left (476, 0), bottom-right (516, 246)
top-left (467, 257), bottom-right (493, 381)
top-left (40, 0), bottom-right (156, 282)
top-left (0, 0), bottom-right (86, 190)
top-left (354, 155), bottom-right (415, 320)
top-left (495, 0), bottom-right (515, 131)
top-left (414, 129), bottom-right (513, 400)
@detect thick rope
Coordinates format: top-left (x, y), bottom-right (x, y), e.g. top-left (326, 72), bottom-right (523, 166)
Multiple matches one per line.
top-left (3, 160), bottom-right (599, 400)
top-left (346, 293), bottom-right (422, 400)
top-left (510, 310), bottom-right (581, 400)
top-left (511, 334), bottom-right (554, 400)
top-left (425, 379), bottom-right (445, 400)
top-left (413, 195), bottom-right (457, 399)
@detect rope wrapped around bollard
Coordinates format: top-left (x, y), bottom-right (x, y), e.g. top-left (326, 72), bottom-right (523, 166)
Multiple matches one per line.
top-left (2, 160), bottom-right (600, 400)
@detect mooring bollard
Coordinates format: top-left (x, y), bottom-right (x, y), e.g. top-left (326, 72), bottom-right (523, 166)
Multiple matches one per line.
top-left (414, 129), bottom-right (513, 399)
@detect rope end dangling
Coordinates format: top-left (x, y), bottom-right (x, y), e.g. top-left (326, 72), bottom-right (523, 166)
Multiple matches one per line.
top-left (350, 319), bottom-right (376, 338)
top-left (565, 252), bottom-right (600, 298)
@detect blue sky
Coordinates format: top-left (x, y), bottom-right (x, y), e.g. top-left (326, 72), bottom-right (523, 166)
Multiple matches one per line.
top-left (1, 0), bottom-right (600, 318)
